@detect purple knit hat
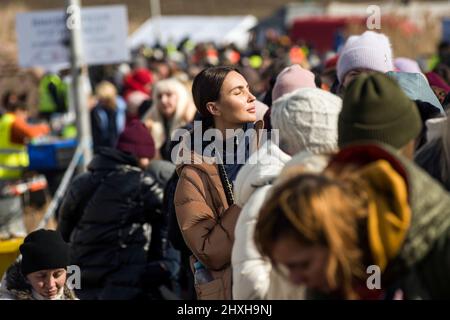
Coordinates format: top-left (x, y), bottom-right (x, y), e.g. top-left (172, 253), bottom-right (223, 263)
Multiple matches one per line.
top-left (337, 31), bottom-right (394, 84)
top-left (116, 119), bottom-right (155, 159)
top-left (272, 64), bottom-right (316, 102)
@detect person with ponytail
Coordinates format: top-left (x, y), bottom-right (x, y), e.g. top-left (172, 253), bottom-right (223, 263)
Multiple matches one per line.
top-left (174, 66), bottom-right (263, 300)
top-left (255, 143), bottom-right (450, 299)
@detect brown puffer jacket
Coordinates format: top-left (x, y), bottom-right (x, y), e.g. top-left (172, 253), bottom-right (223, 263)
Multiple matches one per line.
top-left (174, 121), bottom-right (263, 300)
top-left (175, 151), bottom-right (240, 300)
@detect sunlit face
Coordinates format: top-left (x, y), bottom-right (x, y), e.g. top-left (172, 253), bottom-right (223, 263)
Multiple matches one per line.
top-left (342, 68), bottom-right (374, 88)
top-left (208, 71), bottom-right (257, 126)
top-left (26, 268), bottom-right (67, 299)
top-left (157, 90), bottom-right (178, 119)
top-left (157, 64), bottom-right (171, 79)
top-left (271, 235), bottom-right (330, 293)
top-left (138, 157), bottom-right (150, 169)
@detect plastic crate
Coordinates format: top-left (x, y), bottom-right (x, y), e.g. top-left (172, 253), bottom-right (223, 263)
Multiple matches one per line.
top-left (0, 238), bottom-right (23, 278)
top-left (28, 139), bottom-right (77, 171)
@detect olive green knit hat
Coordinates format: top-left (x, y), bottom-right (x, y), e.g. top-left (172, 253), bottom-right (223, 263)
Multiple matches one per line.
top-left (338, 73), bottom-right (422, 149)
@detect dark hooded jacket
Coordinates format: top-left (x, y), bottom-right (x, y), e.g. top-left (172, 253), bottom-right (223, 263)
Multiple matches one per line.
top-left (58, 147), bottom-right (167, 299)
top-left (415, 135), bottom-right (450, 191)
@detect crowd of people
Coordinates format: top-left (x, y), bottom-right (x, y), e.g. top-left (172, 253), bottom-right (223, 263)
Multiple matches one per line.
top-left (1, 28), bottom-right (450, 300)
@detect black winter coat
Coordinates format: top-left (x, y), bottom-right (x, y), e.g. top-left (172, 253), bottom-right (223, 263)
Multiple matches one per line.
top-left (58, 147), bottom-right (166, 299)
top-left (415, 137), bottom-right (450, 191)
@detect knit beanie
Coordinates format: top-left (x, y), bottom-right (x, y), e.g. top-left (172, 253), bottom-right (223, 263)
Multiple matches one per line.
top-left (425, 72), bottom-right (450, 94)
top-left (394, 57), bottom-right (422, 74)
top-left (116, 119), bottom-right (155, 159)
top-left (133, 68), bottom-right (153, 86)
top-left (337, 31), bottom-right (394, 84)
top-left (271, 87), bottom-right (342, 155)
top-left (20, 229), bottom-right (69, 276)
top-left (386, 71), bottom-right (444, 114)
top-left (338, 73), bottom-right (422, 149)
top-left (272, 64), bottom-right (316, 102)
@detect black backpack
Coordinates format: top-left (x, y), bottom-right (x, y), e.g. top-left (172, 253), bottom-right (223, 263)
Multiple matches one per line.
top-left (164, 171), bottom-right (190, 256)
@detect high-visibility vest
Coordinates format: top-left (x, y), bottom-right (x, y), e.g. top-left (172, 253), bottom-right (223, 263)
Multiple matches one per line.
top-left (0, 114), bottom-right (29, 180)
top-left (38, 74), bottom-right (68, 113)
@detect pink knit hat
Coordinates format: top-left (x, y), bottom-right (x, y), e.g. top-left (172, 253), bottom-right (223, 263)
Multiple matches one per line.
top-left (337, 31), bottom-right (394, 84)
top-left (426, 72), bottom-right (450, 94)
top-left (394, 57), bottom-right (422, 74)
top-left (272, 64), bottom-right (316, 102)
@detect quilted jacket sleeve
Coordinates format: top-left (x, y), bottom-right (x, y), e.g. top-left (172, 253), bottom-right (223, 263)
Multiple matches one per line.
top-left (174, 166), bottom-right (240, 271)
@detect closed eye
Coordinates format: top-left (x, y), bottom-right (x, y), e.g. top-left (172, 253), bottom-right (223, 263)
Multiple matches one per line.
top-left (229, 84), bottom-right (249, 95)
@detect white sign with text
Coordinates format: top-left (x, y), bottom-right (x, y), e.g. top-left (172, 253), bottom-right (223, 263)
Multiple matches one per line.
top-left (16, 5), bottom-right (130, 68)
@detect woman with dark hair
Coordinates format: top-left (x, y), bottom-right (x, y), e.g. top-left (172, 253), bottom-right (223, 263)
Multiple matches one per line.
top-left (174, 66), bottom-right (262, 299)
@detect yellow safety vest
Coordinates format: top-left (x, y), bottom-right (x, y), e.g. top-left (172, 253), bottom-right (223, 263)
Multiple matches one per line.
top-left (39, 74), bottom-right (68, 113)
top-left (0, 114), bottom-right (29, 180)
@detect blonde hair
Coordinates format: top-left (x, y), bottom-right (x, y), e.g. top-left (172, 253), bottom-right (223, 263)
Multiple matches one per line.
top-left (143, 78), bottom-right (196, 149)
top-left (95, 81), bottom-right (117, 109)
top-left (254, 170), bottom-right (370, 299)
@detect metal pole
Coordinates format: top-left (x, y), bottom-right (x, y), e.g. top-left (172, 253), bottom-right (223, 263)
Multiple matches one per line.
top-left (66, 0), bottom-right (92, 172)
top-left (37, 143), bottom-right (84, 230)
top-left (150, 0), bottom-right (162, 44)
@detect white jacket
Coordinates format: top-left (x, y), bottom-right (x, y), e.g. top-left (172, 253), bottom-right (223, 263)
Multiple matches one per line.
top-left (232, 141), bottom-right (329, 299)
top-left (232, 142), bottom-right (298, 299)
